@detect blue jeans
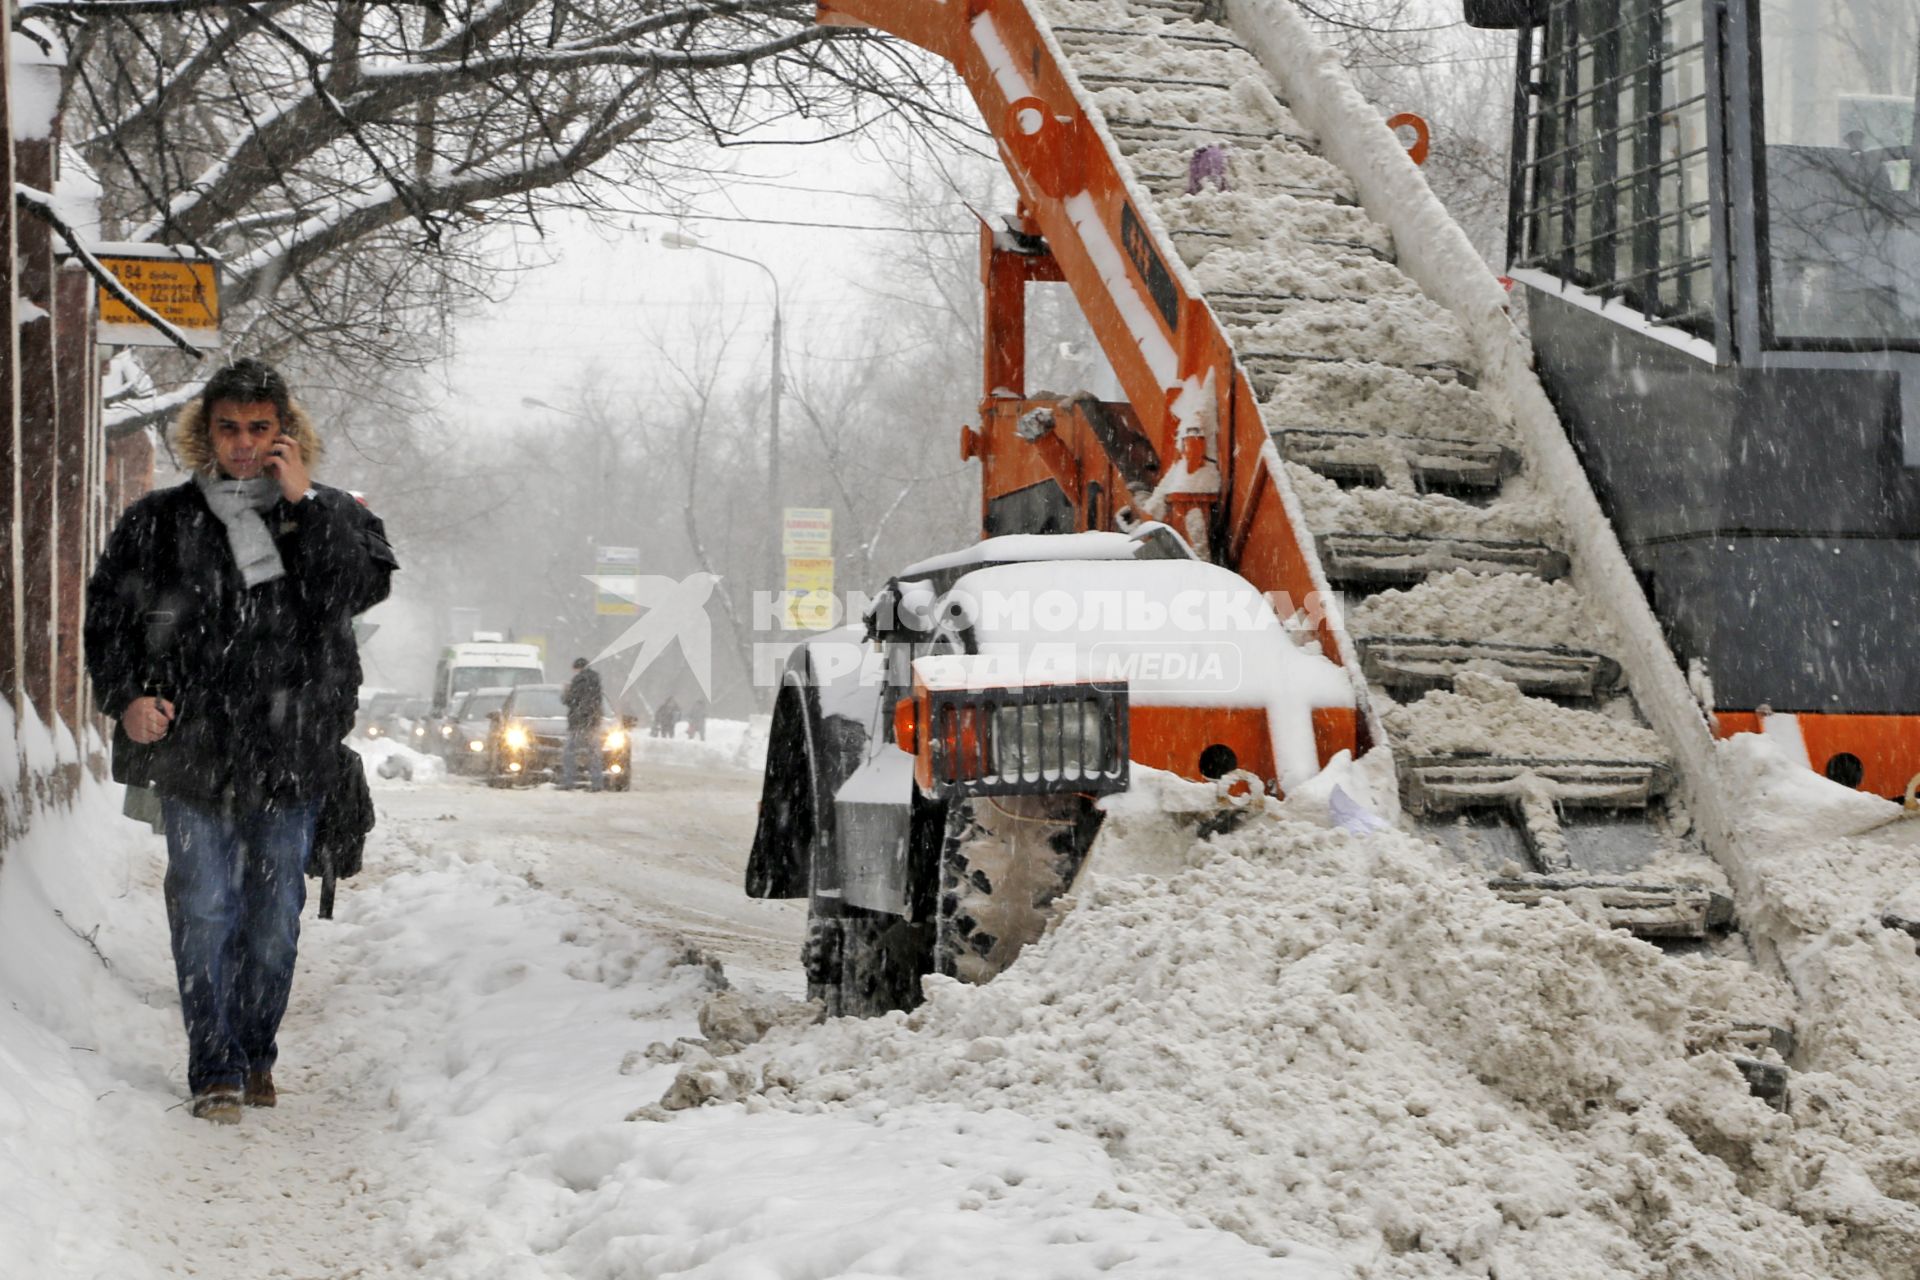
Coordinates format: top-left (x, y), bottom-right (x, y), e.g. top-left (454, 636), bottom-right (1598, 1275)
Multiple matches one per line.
top-left (560, 724), bottom-right (604, 791)
top-left (160, 797), bottom-right (318, 1096)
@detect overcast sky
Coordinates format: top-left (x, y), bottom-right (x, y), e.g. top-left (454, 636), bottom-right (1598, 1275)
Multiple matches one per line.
top-left (426, 120), bottom-right (991, 435)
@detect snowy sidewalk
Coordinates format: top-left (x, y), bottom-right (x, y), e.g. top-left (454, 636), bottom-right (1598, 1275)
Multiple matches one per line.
top-left (0, 779), bottom-right (1324, 1279)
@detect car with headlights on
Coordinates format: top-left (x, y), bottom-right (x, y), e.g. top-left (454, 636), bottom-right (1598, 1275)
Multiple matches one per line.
top-left (357, 691), bottom-right (404, 741)
top-left (447, 686), bottom-right (512, 775)
top-left (485, 683), bottom-right (633, 790)
top-left (392, 696), bottom-right (436, 749)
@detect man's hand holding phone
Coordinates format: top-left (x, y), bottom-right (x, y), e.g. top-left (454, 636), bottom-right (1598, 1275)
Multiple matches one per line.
top-left (263, 434), bottom-right (311, 504)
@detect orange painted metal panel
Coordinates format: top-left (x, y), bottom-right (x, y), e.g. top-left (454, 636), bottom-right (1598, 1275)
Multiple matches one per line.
top-left (820, 0), bottom-right (1343, 678)
top-left (977, 397), bottom-right (1137, 536)
top-left (1713, 710), bottom-right (1920, 799)
top-left (1131, 705), bottom-right (1276, 787)
top-left (821, 0), bottom-right (1206, 461)
top-left (1311, 706), bottom-right (1361, 765)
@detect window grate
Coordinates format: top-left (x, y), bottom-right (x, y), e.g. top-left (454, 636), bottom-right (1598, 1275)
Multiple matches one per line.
top-left (1517, 0), bottom-right (1715, 333)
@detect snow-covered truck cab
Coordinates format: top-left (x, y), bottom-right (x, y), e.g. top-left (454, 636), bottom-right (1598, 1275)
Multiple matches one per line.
top-left (431, 642), bottom-right (545, 716)
top-left (746, 527), bottom-right (1356, 1016)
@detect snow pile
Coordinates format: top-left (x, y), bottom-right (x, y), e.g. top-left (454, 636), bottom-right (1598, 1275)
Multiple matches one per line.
top-left (1087, 78), bottom-right (1308, 140)
top-left (351, 734), bottom-right (447, 784)
top-left (1258, 364), bottom-right (1490, 437)
top-left (1384, 671), bottom-right (1664, 760)
top-left (1350, 570), bottom-right (1613, 651)
top-left (0, 788), bottom-right (164, 1279)
top-left (1187, 239), bottom-right (1408, 303)
top-left (1138, 140), bottom-right (1355, 208)
top-left (1706, 735), bottom-right (1920, 1270)
top-left (728, 812), bottom-right (1863, 1277)
top-left (1288, 463), bottom-right (1560, 543)
top-left (632, 715), bottom-right (768, 773)
top-left (1162, 189), bottom-right (1392, 258)
top-left (1217, 294), bottom-right (1471, 372)
top-left (0, 774), bottom-right (1328, 1278)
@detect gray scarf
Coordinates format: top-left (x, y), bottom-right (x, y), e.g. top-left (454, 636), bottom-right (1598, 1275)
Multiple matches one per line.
top-left (195, 471), bottom-right (286, 588)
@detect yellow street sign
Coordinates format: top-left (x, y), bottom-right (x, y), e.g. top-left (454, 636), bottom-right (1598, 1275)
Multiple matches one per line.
top-left (784, 556), bottom-right (835, 630)
top-left (93, 244), bottom-right (220, 348)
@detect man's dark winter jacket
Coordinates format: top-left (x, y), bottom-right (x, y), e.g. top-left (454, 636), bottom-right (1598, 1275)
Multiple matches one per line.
top-left (85, 481), bottom-right (398, 810)
top-left (563, 667), bottom-right (604, 731)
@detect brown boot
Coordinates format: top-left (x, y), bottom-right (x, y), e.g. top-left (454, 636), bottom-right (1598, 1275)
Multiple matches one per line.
top-left (243, 1071), bottom-right (277, 1108)
top-left (189, 1084), bottom-right (243, 1125)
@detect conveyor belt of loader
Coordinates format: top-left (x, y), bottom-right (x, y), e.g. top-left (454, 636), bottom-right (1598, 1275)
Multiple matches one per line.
top-left (1041, 0), bottom-right (1732, 932)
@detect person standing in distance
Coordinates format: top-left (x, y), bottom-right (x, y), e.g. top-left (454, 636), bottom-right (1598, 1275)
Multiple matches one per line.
top-left (84, 359), bottom-right (397, 1124)
top-left (560, 657), bottom-right (606, 792)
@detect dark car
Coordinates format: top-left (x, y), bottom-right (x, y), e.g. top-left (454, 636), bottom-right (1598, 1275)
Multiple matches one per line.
top-left (486, 683), bottom-right (632, 790)
top-left (394, 696), bottom-right (436, 749)
top-left (365, 693), bottom-right (430, 744)
top-left (357, 691), bottom-right (405, 740)
top-left (447, 686), bottom-right (512, 775)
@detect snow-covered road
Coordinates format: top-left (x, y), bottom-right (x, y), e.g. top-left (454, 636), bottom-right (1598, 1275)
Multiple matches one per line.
top-left (374, 759), bottom-right (806, 990)
top-left (7, 732), bottom-right (1920, 1278)
top-left (1, 753), bottom-right (1326, 1279)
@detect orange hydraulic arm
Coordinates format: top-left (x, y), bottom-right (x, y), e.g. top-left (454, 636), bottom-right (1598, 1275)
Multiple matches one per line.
top-left (819, 0), bottom-right (1341, 665)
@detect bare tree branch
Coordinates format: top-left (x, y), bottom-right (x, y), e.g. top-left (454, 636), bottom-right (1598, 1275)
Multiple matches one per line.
top-left (15, 183), bottom-right (203, 353)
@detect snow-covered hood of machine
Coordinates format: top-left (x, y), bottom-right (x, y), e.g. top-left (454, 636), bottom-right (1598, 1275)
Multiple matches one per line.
top-left (895, 524), bottom-right (1189, 578)
top-left (926, 558), bottom-right (1352, 789)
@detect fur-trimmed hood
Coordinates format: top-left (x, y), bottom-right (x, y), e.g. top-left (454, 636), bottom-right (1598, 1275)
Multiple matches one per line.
top-left (172, 394), bottom-right (324, 475)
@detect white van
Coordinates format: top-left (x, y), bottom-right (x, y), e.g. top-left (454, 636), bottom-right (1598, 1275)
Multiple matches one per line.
top-left (433, 642), bottom-right (545, 713)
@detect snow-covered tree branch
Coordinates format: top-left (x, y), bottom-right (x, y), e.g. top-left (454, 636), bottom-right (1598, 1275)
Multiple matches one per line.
top-left (47, 0), bottom-right (970, 433)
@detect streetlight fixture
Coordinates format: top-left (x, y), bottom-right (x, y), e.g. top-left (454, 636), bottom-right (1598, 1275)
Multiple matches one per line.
top-left (662, 228), bottom-right (785, 612)
top-left (520, 395), bottom-right (585, 420)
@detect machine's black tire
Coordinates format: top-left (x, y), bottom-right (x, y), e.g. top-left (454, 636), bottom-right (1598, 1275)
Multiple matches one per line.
top-left (610, 773), bottom-right (631, 792)
top-left (936, 795), bottom-right (1100, 985)
top-left (804, 901), bottom-right (929, 1017)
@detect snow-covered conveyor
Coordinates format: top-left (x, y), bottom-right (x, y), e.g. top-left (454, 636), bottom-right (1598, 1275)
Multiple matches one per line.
top-left (820, 0), bottom-right (1780, 1063)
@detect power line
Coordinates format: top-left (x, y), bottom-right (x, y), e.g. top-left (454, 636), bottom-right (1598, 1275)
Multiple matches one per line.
top-left (668, 211), bottom-right (971, 236)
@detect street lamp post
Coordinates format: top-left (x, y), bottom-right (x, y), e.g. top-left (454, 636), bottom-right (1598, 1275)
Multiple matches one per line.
top-left (520, 395), bottom-right (586, 420)
top-left (661, 229), bottom-right (784, 614)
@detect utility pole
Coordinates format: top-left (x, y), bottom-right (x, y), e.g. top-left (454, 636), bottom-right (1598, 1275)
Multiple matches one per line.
top-left (661, 230), bottom-right (785, 610)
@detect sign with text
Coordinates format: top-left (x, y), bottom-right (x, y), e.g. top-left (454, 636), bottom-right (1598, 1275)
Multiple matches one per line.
top-left (784, 556), bottom-right (835, 630)
top-left (595, 545), bottom-right (641, 616)
top-left (782, 507), bottom-right (833, 558)
top-left (92, 242), bottom-right (221, 348)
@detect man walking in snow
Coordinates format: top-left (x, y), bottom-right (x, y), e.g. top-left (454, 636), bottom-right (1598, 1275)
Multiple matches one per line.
top-left (559, 657), bottom-right (606, 792)
top-left (85, 359), bottom-right (397, 1125)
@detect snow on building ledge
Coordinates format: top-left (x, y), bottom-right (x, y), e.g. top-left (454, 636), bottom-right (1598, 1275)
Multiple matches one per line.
top-left (9, 26), bottom-right (65, 144)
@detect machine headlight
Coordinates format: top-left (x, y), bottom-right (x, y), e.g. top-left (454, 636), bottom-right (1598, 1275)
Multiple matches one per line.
top-left (917, 682), bottom-right (1128, 798)
top-left (468, 739), bottom-right (485, 753)
top-left (366, 724), bottom-right (383, 737)
top-left (441, 724), bottom-right (455, 738)
top-left (503, 725), bottom-right (530, 750)
top-left (989, 699), bottom-right (1112, 782)
top-left (603, 728), bottom-right (627, 751)
top-left (413, 725), bottom-right (426, 738)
